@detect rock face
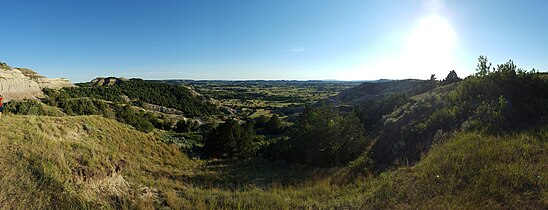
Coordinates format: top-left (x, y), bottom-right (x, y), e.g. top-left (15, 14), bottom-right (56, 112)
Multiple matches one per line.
top-left (17, 67), bottom-right (75, 90)
top-left (34, 77), bottom-right (75, 89)
top-left (0, 69), bottom-right (44, 101)
top-left (0, 67), bottom-right (74, 101)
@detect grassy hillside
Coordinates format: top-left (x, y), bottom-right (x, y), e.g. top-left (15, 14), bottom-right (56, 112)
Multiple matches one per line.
top-left (372, 65), bottom-right (548, 168)
top-left (140, 129), bottom-right (546, 209)
top-left (0, 115), bottom-right (194, 209)
top-left (0, 113), bottom-right (545, 209)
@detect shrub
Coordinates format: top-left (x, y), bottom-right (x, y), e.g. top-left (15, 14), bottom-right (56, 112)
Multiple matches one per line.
top-left (4, 100), bottom-right (64, 116)
top-left (0, 61), bottom-right (11, 69)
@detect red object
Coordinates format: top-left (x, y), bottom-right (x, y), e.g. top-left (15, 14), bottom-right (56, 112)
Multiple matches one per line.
top-left (0, 97), bottom-right (3, 107)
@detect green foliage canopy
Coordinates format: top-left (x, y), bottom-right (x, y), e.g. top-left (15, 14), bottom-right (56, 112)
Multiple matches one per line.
top-left (202, 119), bottom-right (258, 159)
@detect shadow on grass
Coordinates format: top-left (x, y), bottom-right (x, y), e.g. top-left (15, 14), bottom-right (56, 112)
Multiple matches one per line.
top-left (185, 158), bottom-right (337, 190)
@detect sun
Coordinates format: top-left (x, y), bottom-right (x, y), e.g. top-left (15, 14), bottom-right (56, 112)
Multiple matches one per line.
top-left (407, 15), bottom-right (455, 54)
top-left (340, 14), bottom-right (458, 80)
top-left (404, 15), bottom-right (457, 77)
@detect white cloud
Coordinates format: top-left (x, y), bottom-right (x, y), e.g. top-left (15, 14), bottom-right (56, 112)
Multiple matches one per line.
top-left (289, 47), bottom-right (306, 53)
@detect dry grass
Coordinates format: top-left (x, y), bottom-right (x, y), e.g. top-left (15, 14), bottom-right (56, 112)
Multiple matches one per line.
top-left (0, 114), bottom-right (545, 209)
top-left (0, 114), bottom-right (193, 209)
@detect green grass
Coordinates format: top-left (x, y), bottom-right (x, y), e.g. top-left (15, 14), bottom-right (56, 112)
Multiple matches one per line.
top-left (0, 114), bottom-right (193, 209)
top-left (1, 114), bottom-right (545, 209)
top-left (172, 129), bottom-right (547, 209)
top-left (403, 131), bottom-right (547, 209)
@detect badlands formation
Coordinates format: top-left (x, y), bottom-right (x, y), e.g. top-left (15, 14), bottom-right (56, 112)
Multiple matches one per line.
top-left (0, 66), bottom-right (74, 101)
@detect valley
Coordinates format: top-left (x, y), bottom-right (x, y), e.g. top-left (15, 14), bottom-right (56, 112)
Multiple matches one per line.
top-left (0, 58), bottom-right (547, 209)
top-left (2, 1), bottom-right (548, 209)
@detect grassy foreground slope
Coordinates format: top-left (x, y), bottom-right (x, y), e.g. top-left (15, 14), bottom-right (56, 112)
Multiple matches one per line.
top-left (180, 129), bottom-right (547, 209)
top-left (0, 114), bottom-right (545, 209)
top-left (0, 115), bottom-right (193, 209)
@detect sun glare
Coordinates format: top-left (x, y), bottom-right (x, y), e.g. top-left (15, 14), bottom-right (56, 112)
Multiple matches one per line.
top-left (403, 15), bottom-right (457, 77)
top-left (347, 15), bottom-right (458, 80)
top-left (407, 15), bottom-right (455, 54)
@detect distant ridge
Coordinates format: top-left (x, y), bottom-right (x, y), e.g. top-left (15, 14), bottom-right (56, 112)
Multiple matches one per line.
top-left (333, 79), bottom-right (426, 104)
top-left (90, 77), bottom-right (128, 86)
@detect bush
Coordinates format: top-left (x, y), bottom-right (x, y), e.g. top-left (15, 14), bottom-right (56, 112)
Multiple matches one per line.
top-left (4, 100), bottom-right (64, 116)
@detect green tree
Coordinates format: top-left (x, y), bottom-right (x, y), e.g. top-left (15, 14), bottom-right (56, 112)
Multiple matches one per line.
top-left (203, 119), bottom-right (257, 159)
top-left (264, 114), bottom-right (283, 134)
top-left (475, 55), bottom-right (492, 76)
top-left (254, 115), bottom-right (269, 129)
top-left (287, 105), bottom-right (368, 166)
top-left (442, 70), bottom-right (462, 84)
top-left (429, 74), bottom-right (438, 88)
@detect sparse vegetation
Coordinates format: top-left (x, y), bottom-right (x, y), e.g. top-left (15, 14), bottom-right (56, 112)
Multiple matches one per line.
top-left (0, 61), bottom-right (10, 69)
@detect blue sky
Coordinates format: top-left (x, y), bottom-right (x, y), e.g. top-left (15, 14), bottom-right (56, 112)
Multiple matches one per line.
top-left (1, 0), bottom-right (547, 82)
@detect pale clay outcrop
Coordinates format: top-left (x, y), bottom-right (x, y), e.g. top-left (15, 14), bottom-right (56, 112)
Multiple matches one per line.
top-left (0, 67), bottom-right (74, 101)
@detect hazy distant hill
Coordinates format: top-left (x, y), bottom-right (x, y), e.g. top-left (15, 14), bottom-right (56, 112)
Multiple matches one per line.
top-left (333, 79), bottom-right (428, 104)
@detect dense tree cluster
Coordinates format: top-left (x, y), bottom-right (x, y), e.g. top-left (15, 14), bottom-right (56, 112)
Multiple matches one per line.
top-left (264, 114), bottom-right (283, 134)
top-left (112, 105), bottom-right (156, 132)
top-left (266, 105), bottom-right (368, 166)
top-left (39, 89), bottom-right (162, 132)
top-left (202, 119), bottom-right (259, 159)
top-left (253, 114), bottom-right (285, 135)
top-left (34, 79), bottom-right (226, 132)
top-left (63, 79), bottom-right (220, 117)
top-left (4, 99), bottom-right (64, 116)
top-left (117, 79), bottom-right (220, 116)
top-left (174, 119), bottom-right (200, 133)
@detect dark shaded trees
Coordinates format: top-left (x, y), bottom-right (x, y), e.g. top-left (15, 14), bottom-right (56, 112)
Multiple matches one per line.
top-left (442, 70), bottom-right (462, 84)
top-left (278, 105), bottom-right (368, 166)
top-left (264, 114), bottom-right (283, 134)
top-left (175, 119), bottom-right (199, 133)
top-left (203, 119), bottom-right (257, 159)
